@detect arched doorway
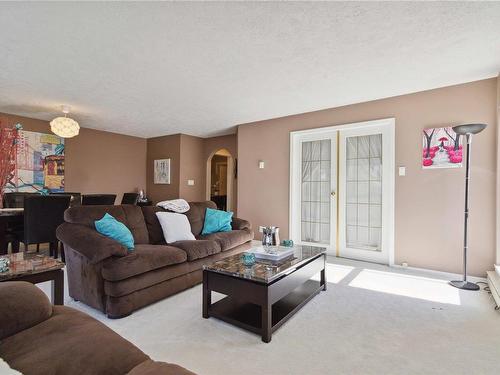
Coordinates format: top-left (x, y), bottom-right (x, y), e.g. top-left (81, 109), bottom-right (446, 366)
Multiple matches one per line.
top-left (206, 149), bottom-right (234, 211)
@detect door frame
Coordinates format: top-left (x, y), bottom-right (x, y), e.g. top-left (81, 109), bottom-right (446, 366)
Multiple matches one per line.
top-left (206, 149), bottom-right (234, 212)
top-left (289, 118), bottom-right (395, 265)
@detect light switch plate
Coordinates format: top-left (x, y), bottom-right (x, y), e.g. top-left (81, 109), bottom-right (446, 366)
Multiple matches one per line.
top-left (258, 161), bottom-right (265, 169)
top-left (187, 179), bottom-right (195, 186)
top-left (398, 166), bottom-right (406, 176)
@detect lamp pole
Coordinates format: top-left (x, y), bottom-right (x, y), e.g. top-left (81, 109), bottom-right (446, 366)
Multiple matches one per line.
top-left (449, 123), bottom-right (487, 291)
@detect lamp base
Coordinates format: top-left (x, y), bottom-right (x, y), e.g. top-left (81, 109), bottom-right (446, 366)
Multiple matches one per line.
top-left (449, 280), bottom-right (480, 291)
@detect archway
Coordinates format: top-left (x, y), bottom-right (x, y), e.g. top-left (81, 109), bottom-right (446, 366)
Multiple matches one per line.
top-left (206, 148), bottom-right (234, 211)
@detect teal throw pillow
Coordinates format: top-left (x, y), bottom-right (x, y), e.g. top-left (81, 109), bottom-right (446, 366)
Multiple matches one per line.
top-left (95, 213), bottom-right (135, 251)
top-left (202, 208), bottom-right (233, 235)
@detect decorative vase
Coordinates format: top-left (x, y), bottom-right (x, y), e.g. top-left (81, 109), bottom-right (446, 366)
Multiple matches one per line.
top-left (241, 252), bottom-right (256, 266)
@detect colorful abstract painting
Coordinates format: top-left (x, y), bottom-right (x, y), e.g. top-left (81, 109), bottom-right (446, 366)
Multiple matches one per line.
top-left (5, 130), bottom-right (65, 192)
top-left (422, 127), bottom-right (463, 169)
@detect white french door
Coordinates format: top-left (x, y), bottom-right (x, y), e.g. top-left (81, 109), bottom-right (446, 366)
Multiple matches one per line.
top-left (290, 131), bottom-right (338, 252)
top-left (290, 118), bottom-right (394, 265)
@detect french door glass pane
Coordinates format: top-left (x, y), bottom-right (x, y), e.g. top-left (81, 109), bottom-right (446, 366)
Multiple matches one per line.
top-left (301, 140), bottom-right (330, 243)
top-left (345, 134), bottom-right (382, 250)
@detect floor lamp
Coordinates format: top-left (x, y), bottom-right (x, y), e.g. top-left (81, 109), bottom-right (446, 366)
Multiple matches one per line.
top-left (449, 123), bottom-right (487, 291)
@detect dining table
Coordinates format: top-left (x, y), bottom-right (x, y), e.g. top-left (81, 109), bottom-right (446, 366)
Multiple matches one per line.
top-left (0, 208), bottom-right (23, 255)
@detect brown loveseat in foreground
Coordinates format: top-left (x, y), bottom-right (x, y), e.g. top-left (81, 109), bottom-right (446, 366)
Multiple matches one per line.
top-left (56, 201), bottom-right (253, 318)
top-left (0, 281), bottom-right (195, 375)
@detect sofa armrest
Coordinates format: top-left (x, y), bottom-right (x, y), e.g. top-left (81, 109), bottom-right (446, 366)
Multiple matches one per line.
top-left (127, 360), bottom-right (196, 375)
top-left (56, 222), bottom-right (128, 264)
top-left (0, 281), bottom-right (53, 340)
top-left (231, 217), bottom-right (251, 231)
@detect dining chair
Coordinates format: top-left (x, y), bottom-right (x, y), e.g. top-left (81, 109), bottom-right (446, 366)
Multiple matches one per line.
top-left (3, 192), bottom-right (37, 208)
top-left (15, 195), bottom-right (71, 259)
top-left (121, 192), bottom-right (139, 205)
top-left (50, 192), bottom-right (82, 206)
top-left (81, 194), bottom-right (117, 206)
top-left (2, 192), bottom-right (36, 253)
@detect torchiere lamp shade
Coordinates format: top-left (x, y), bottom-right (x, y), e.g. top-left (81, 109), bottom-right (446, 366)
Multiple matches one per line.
top-left (452, 123), bottom-right (487, 135)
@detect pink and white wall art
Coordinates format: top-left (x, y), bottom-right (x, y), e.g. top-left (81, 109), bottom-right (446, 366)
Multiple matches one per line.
top-left (422, 127), bottom-right (463, 169)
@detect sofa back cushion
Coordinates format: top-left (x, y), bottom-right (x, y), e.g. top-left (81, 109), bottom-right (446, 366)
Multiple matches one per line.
top-left (141, 206), bottom-right (166, 244)
top-left (64, 205), bottom-right (149, 245)
top-left (141, 201), bottom-right (217, 242)
top-left (184, 201), bottom-right (217, 236)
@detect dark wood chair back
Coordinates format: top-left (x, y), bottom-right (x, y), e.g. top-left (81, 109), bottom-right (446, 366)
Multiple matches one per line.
top-left (82, 194), bottom-right (117, 206)
top-left (50, 192), bottom-right (82, 206)
top-left (121, 193), bottom-right (139, 205)
top-left (23, 195), bottom-right (71, 245)
top-left (3, 192), bottom-right (37, 208)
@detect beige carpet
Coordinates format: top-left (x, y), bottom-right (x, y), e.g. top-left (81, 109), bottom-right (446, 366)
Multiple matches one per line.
top-left (38, 257), bottom-right (500, 375)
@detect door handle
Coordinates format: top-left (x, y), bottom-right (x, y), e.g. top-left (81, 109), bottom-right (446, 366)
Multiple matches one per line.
top-left (331, 191), bottom-right (336, 197)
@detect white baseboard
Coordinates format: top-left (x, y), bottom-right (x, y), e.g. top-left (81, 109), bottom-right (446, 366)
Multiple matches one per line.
top-left (391, 264), bottom-right (487, 283)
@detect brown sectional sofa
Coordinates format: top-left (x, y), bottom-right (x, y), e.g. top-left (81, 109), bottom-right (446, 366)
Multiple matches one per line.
top-left (0, 281), bottom-right (195, 375)
top-left (56, 201), bottom-right (253, 318)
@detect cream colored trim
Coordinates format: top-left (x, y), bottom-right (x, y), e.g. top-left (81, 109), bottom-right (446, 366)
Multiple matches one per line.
top-left (336, 134), bottom-right (340, 257)
top-left (496, 73), bottom-right (500, 264)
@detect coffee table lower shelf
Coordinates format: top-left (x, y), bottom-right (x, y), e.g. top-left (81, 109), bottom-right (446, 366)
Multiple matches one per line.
top-left (207, 279), bottom-right (323, 339)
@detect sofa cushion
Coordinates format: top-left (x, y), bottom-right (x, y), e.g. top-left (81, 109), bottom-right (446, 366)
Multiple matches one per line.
top-left (197, 229), bottom-right (253, 251)
top-left (141, 206), bottom-right (167, 244)
top-left (102, 244), bottom-right (187, 281)
top-left (104, 244), bottom-right (248, 298)
top-left (0, 282), bottom-right (53, 340)
top-left (172, 240), bottom-right (221, 261)
top-left (0, 306), bottom-right (149, 375)
top-left (184, 201), bottom-right (217, 236)
top-left (65, 205), bottom-right (149, 245)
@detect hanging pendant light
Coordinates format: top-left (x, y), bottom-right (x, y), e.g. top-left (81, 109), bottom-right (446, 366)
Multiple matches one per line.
top-left (50, 105), bottom-right (80, 138)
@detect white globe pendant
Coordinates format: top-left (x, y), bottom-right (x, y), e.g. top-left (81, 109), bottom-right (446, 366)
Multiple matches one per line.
top-left (50, 105), bottom-right (80, 138)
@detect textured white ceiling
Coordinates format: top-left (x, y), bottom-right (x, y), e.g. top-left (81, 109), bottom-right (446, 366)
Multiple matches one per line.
top-left (0, 2), bottom-right (499, 138)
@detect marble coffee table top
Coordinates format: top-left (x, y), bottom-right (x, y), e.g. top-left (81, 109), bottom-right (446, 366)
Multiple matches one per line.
top-left (203, 245), bottom-right (325, 284)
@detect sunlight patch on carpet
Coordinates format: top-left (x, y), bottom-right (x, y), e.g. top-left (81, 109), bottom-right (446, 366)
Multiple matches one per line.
top-left (312, 263), bottom-right (355, 284)
top-left (348, 269), bottom-right (461, 305)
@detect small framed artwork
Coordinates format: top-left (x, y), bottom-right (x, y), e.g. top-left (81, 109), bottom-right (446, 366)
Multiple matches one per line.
top-left (422, 127), bottom-right (463, 169)
top-left (154, 159), bottom-right (171, 184)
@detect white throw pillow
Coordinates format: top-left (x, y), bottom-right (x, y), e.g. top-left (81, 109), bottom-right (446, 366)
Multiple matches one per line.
top-left (156, 211), bottom-right (196, 243)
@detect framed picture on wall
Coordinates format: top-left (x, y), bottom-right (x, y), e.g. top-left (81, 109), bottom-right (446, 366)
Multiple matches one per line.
top-left (154, 159), bottom-right (171, 184)
top-left (422, 127), bottom-right (463, 169)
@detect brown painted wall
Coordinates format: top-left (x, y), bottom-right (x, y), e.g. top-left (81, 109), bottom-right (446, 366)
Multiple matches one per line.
top-left (179, 134), bottom-right (206, 201)
top-left (0, 113), bottom-right (146, 203)
top-left (237, 78), bottom-right (498, 276)
top-left (203, 134), bottom-right (237, 161)
top-left (146, 133), bottom-right (238, 207)
top-left (146, 134), bottom-right (181, 203)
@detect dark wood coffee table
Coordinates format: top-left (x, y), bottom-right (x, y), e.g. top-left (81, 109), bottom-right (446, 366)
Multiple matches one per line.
top-left (0, 253), bottom-right (64, 305)
top-left (203, 245), bottom-right (326, 342)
